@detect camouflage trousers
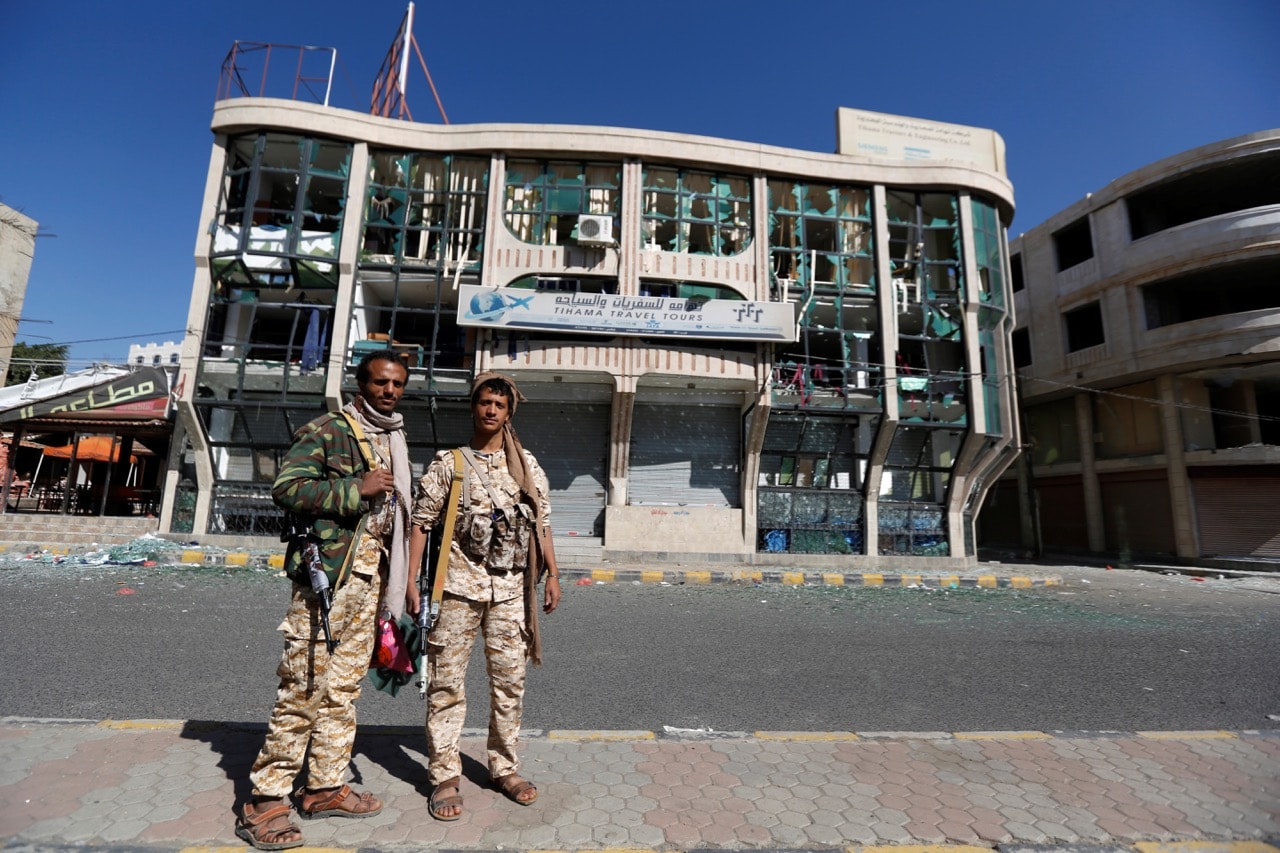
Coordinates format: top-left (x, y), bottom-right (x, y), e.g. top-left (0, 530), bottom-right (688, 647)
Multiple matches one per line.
top-left (425, 592), bottom-right (528, 784)
top-left (249, 568), bottom-right (383, 797)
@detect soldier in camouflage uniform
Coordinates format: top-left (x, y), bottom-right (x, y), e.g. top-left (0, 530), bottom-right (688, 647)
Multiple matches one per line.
top-left (236, 351), bottom-right (413, 850)
top-left (408, 372), bottom-right (561, 821)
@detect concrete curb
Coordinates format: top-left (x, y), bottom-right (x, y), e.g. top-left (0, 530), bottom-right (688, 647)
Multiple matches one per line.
top-left (10, 716), bottom-right (1277, 743)
top-left (0, 542), bottom-right (1064, 588)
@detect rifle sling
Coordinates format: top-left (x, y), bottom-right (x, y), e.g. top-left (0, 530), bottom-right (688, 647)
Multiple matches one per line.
top-left (428, 449), bottom-right (465, 613)
top-left (338, 410), bottom-right (379, 470)
top-left (336, 410), bottom-right (380, 590)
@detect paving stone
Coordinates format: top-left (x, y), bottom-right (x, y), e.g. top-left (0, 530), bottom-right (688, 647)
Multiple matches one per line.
top-left (1, 720), bottom-right (1277, 850)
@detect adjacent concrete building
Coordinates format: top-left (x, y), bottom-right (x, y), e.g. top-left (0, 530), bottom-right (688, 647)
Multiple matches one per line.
top-left (0, 203), bottom-right (36, 384)
top-left (128, 341), bottom-right (182, 368)
top-left (979, 130), bottom-right (1280, 562)
top-left (161, 41), bottom-right (1019, 568)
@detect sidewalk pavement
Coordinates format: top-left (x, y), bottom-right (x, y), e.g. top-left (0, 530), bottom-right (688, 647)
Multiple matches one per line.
top-left (1, 717), bottom-right (1276, 853)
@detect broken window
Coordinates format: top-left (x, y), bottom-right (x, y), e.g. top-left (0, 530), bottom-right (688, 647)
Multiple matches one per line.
top-left (192, 400), bottom-right (328, 534)
top-left (978, 308), bottom-right (1006, 436)
top-left (352, 153), bottom-right (489, 393)
top-left (890, 193), bottom-right (968, 427)
top-left (642, 168), bottom-right (750, 255)
top-left (895, 338), bottom-right (966, 425)
top-left (757, 412), bottom-right (877, 554)
top-left (505, 160), bottom-right (620, 246)
top-left (199, 134), bottom-right (352, 533)
top-left (769, 179), bottom-right (880, 411)
top-left (363, 152), bottom-right (487, 270)
top-left (1064, 301), bottom-right (1105, 352)
top-left (887, 190), bottom-right (962, 304)
top-left (210, 132), bottom-right (351, 292)
top-left (971, 199), bottom-right (1007, 308)
top-left (769, 180), bottom-right (873, 298)
top-left (877, 426), bottom-right (960, 556)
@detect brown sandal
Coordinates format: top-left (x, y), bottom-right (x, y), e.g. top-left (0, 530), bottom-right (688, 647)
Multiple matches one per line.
top-left (298, 784), bottom-right (383, 819)
top-left (235, 798), bottom-right (304, 850)
top-left (429, 776), bottom-right (463, 821)
top-left (493, 773), bottom-right (538, 805)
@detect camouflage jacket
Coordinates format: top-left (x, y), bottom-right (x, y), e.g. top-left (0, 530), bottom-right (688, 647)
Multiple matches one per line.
top-left (273, 411), bottom-right (370, 587)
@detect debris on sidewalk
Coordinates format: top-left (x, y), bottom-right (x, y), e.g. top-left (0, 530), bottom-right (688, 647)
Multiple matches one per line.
top-left (0, 534), bottom-right (278, 571)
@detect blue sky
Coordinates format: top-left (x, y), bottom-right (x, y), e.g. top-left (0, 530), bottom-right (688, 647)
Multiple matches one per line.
top-left (3, 0), bottom-right (1277, 369)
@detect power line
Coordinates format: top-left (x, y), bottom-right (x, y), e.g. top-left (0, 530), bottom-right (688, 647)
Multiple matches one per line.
top-left (15, 329), bottom-right (190, 347)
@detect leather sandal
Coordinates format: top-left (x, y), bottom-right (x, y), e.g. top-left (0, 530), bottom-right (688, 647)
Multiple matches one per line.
top-left (235, 798), bottom-right (304, 850)
top-left (493, 773), bottom-right (538, 805)
top-left (298, 784), bottom-right (383, 819)
top-left (429, 776), bottom-right (463, 821)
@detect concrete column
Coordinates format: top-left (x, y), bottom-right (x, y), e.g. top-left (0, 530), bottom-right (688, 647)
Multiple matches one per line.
top-left (1158, 374), bottom-right (1197, 557)
top-left (608, 376), bottom-right (636, 507)
top-left (1015, 451), bottom-right (1039, 554)
top-left (1075, 392), bottom-right (1106, 553)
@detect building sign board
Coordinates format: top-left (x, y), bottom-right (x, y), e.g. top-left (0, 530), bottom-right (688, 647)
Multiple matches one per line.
top-left (458, 285), bottom-right (796, 343)
top-left (836, 107), bottom-right (1006, 176)
top-left (0, 367), bottom-right (170, 424)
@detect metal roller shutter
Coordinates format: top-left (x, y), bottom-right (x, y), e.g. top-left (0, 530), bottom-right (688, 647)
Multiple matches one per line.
top-left (629, 403), bottom-right (741, 507)
top-left (1098, 470), bottom-right (1174, 556)
top-left (512, 402), bottom-right (609, 537)
top-left (1192, 471), bottom-right (1280, 559)
top-left (1034, 475), bottom-right (1089, 551)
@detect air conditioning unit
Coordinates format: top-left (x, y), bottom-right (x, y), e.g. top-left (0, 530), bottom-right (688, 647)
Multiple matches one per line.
top-left (576, 214), bottom-right (615, 246)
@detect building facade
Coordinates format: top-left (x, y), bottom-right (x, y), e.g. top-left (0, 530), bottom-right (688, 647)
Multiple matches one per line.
top-left (128, 341), bottom-right (182, 368)
top-left (0, 203), bottom-right (36, 384)
top-left (979, 130), bottom-right (1280, 562)
top-left (162, 74), bottom-right (1019, 568)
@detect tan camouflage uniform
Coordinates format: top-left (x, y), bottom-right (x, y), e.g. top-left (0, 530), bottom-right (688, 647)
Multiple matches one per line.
top-left (249, 420), bottom-right (399, 797)
top-left (412, 447), bottom-right (551, 784)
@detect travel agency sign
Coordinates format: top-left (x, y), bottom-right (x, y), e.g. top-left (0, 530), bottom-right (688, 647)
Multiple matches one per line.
top-left (458, 285), bottom-right (795, 343)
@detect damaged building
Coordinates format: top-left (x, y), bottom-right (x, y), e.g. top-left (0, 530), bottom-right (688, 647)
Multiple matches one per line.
top-left (160, 35), bottom-right (1018, 569)
top-left (978, 130), bottom-right (1280, 563)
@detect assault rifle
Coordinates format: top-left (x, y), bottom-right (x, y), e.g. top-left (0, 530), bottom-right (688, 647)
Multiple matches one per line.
top-left (416, 524), bottom-right (442, 698)
top-left (303, 538), bottom-right (338, 654)
top-left (283, 515), bottom-right (338, 654)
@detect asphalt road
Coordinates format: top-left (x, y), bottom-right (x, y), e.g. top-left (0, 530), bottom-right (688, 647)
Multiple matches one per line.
top-left (2, 559), bottom-right (1278, 734)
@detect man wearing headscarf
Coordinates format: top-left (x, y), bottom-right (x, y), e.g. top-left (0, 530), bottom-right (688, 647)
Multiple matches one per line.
top-left (236, 350), bottom-right (413, 850)
top-left (408, 371), bottom-right (561, 821)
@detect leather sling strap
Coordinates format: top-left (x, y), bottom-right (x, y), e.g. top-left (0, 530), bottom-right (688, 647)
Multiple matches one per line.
top-left (338, 410), bottom-right (379, 471)
top-left (427, 448), bottom-right (465, 615)
top-left (335, 410), bottom-right (379, 589)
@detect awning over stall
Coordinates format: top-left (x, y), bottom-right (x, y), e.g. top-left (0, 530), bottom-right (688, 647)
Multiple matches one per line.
top-left (43, 435), bottom-right (141, 464)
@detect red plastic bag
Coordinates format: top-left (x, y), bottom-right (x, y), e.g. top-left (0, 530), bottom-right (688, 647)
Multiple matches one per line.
top-left (372, 615), bottom-right (414, 673)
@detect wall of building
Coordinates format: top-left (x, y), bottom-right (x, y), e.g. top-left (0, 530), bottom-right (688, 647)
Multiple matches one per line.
top-left (127, 341), bottom-right (182, 367)
top-left (985, 130), bottom-right (1280, 562)
top-left (165, 97), bottom-right (1019, 568)
top-left (0, 204), bottom-right (37, 383)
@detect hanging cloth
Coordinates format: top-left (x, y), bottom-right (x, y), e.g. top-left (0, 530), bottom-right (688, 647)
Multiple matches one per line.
top-left (301, 308), bottom-right (322, 373)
